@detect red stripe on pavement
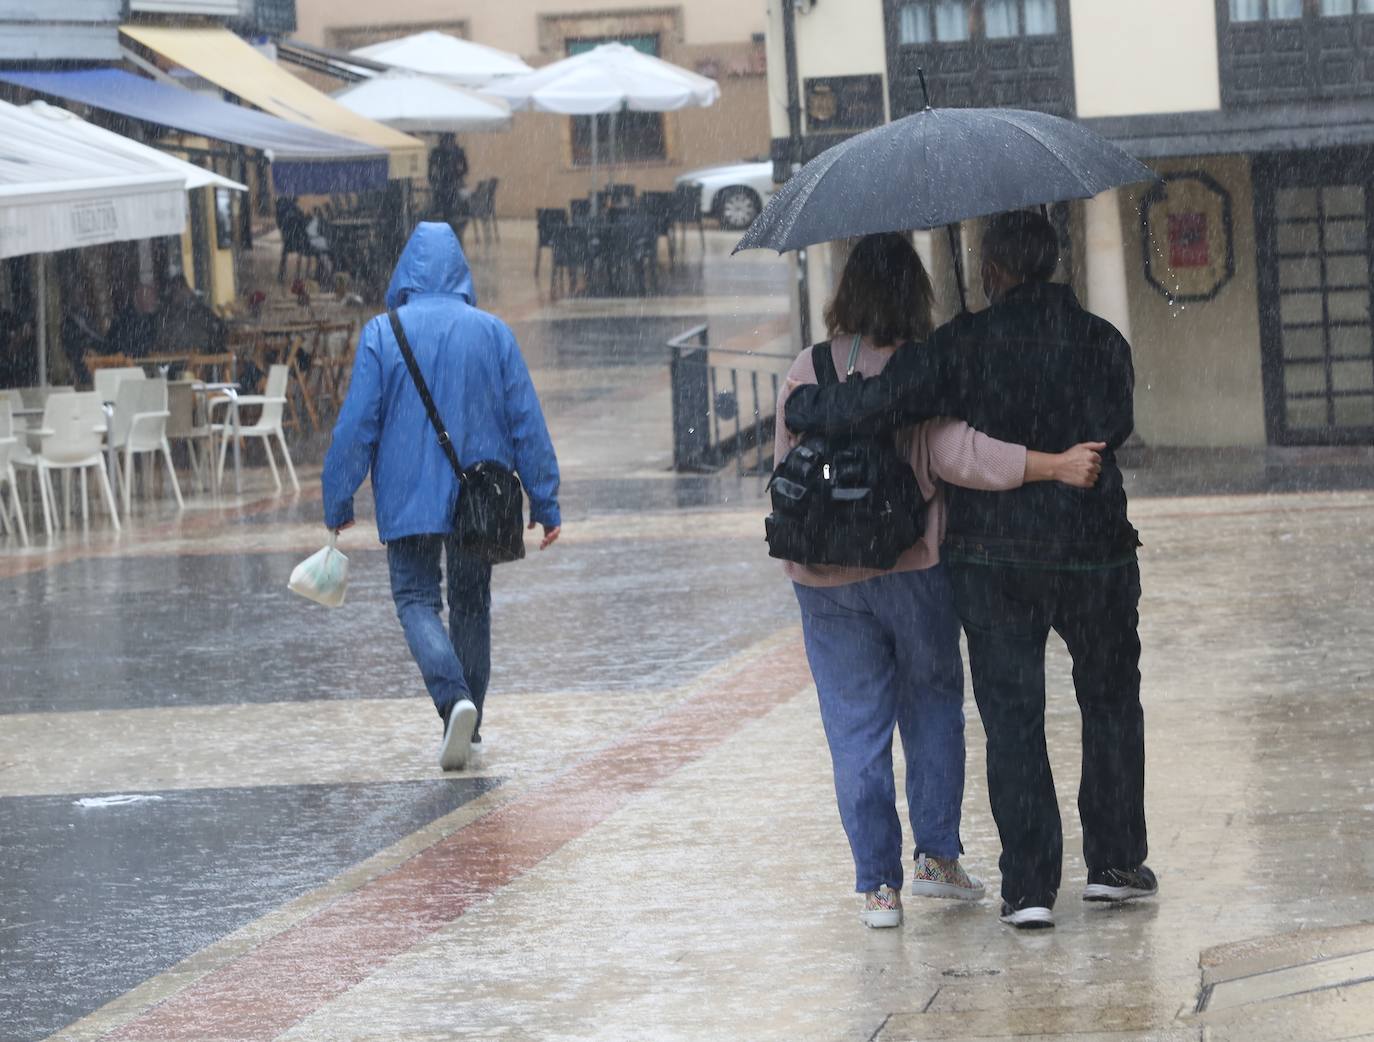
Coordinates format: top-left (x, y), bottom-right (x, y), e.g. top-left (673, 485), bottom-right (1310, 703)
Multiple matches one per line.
top-left (105, 637), bottom-right (811, 1042)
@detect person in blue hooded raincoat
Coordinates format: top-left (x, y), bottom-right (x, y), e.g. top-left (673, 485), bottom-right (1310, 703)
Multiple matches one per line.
top-left (323, 222), bottom-right (561, 771)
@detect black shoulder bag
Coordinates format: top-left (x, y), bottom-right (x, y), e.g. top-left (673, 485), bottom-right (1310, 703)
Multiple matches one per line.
top-left (388, 309), bottom-right (526, 564)
top-left (764, 337), bottom-right (927, 570)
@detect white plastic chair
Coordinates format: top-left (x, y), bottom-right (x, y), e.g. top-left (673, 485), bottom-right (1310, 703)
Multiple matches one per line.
top-left (111, 378), bottom-right (183, 515)
top-left (166, 380), bottom-right (214, 492)
top-left (213, 364), bottom-right (299, 493)
top-left (93, 367), bottom-right (146, 403)
top-left (16, 392), bottom-right (120, 537)
top-left (0, 399), bottom-right (29, 546)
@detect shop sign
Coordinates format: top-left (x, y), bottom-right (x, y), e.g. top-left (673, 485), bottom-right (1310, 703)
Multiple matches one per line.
top-left (1142, 171), bottom-right (1235, 303)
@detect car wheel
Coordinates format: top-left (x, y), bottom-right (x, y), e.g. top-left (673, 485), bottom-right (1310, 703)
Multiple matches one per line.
top-left (718, 187), bottom-right (761, 230)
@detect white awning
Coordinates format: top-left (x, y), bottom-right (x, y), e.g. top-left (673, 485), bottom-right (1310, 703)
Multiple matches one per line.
top-left (0, 99), bottom-right (186, 260)
top-left (23, 101), bottom-right (247, 192)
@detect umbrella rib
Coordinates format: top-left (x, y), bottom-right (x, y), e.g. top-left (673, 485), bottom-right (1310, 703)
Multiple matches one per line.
top-left (982, 110), bottom-right (1101, 193)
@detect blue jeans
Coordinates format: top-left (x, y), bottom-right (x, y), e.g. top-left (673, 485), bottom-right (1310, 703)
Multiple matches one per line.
top-left (794, 566), bottom-right (966, 893)
top-left (387, 534), bottom-right (493, 731)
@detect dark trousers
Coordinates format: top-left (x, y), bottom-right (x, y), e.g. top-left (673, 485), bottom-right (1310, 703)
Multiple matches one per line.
top-left (948, 561), bottom-right (1146, 909)
top-left (386, 534), bottom-right (493, 732)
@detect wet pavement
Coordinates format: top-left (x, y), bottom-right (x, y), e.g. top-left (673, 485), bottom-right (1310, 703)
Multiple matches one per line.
top-left (3, 223), bottom-right (1374, 1041)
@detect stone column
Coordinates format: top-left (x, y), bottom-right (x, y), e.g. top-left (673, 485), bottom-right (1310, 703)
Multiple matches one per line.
top-left (1084, 190), bottom-right (1133, 340)
top-left (926, 228), bottom-right (964, 327)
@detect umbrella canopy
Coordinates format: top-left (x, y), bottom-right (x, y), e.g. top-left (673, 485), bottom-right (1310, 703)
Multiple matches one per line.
top-left (734, 106), bottom-right (1156, 254)
top-left (333, 73), bottom-right (511, 133)
top-left (485, 42), bottom-right (720, 114)
top-left (352, 31), bottom-right (533, 88)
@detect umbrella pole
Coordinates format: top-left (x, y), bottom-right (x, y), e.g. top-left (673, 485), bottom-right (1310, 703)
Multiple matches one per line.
top-left (591, 117), bottom-right (600, 212)
top-left (609, 106), bottom-right (620, 191)
top-left (946, 224), bottom-right (968, 313)
top-left (34, 254), bottom-right (47, 387)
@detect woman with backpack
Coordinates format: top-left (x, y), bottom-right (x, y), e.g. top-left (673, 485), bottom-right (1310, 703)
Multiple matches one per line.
top-left (774, 232), bottom-right (1104, 928)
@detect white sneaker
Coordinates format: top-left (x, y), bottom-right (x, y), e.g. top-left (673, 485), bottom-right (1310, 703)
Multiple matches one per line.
top-left (860, 885), bottom-right (904, 929)
top-left (910, 854), bottom-right (987, 901)
top-left (999, 902), bottom-right (1055, 930)
top-left (438, 699), bottom-right (477, 771)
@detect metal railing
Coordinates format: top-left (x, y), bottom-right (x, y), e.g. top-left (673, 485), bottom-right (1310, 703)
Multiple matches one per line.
top-left (667, 324), bottom-right (793, 475)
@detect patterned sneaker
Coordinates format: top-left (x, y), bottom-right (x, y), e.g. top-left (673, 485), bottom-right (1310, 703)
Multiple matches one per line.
top-left (1083, 865), bottom-right (1158, 903)
top-left (910, 854), bottom-right (986, 901)
top-left (860, 885), bottom-right (904, 929)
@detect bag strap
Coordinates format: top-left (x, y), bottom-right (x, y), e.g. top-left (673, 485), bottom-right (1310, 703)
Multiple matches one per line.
top-left (388, 308), bottom-right (465, 480)
top-left (845, 334), bottom-right (863, 377)
top-left (812, 340), bottom-right (836, 389)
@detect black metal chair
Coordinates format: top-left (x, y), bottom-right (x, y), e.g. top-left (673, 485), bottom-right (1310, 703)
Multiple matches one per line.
top-left (641, 192), bottom-right (678, 269)
top-left (673, 183), bottom-right (706, 254)
top-left (570, 197), bottom-right (592, 222)
top-left (550, 225), bottom-right (590, 299)
top-left (469, 178), bottom-right (500, 244)
top-left (622, 215), bottom-right (661, 295)
top-left (610, 183), bottom-right (637, 207)
top-left (535, 208), bottom-right (568, 278)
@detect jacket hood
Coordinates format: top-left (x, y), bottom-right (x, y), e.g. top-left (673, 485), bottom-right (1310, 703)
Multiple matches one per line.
top-left (385, 222), bottom-right (475, 309)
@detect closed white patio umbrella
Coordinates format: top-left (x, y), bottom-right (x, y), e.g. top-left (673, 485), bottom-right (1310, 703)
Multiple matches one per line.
top-left (352, 31), bottom-right (533, 88)
top-left (333, 73), bottom-right (511, 133)
top-left (486, 42), bottom-right (719, 196)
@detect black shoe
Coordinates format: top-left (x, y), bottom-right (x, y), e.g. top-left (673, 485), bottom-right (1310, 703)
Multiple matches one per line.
top-left (1083, 865), bottom-right (1158, 903)
top-left (999, 901), bottom-right (1054, 929)
top-left (470, 727), bottom-right (482, 746)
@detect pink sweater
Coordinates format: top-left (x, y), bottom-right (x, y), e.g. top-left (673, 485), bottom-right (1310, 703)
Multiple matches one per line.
top-left (774, 338), bottom-right (1028, 588)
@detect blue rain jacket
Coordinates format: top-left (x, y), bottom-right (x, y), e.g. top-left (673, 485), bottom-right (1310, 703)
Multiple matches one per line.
top-left (322, 223), bottom-right (561, 541)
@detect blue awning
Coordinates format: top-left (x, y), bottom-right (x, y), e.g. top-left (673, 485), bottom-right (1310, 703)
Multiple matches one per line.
top-left (0, 68), bottom-right (390, 194)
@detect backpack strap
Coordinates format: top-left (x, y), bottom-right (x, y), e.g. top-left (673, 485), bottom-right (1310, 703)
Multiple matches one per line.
top-left (812, 341), bottom-right (836, 389)
top-left (388, 308), bottom-right (465, 481)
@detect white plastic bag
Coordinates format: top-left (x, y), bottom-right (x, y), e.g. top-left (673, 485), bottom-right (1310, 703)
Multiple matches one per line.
top-left (288, 532), bottom-right (350, 607)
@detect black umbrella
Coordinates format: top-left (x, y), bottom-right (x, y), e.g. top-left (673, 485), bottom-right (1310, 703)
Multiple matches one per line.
top-left (734, 89), bottom-right (1157, 300)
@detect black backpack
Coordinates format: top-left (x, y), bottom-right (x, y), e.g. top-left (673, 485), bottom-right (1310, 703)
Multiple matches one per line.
top-left (765, 338), bottom-right (927, 570)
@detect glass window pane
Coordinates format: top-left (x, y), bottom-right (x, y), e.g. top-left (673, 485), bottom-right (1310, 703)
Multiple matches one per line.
top-left (985, 0), bottom-right (1019, 37)
top-left (1280, 258), bottom-right (1322, 289)
top-left (1331, 324), bottom-right (1372, 355)
top-left (1284, 326), bottom-right (1326, 359)
top-left (1281, 292), bottom-right (1325, 324)
top-left (899, 2), bottom-right (932, 44)
top-left (1277, 188), bottom-right (1319, 218)
top-left (1278, 222), bottom-right (1320, 254)
top-left (1322, 0), bottom-right (1356, 14)
top-left (1324, 185), bottom-right (1366, 216)
top-left (934, 1), bottom-right (970, 41)
top-left (1324, 219), bottom-right (1367, 252)
top-left (1271, 0), bottom-right (1304, 17)
top-left (1284, 362), bottom-right (1328, 394)
top-left (1333, 395), bottom-right (1374, 426)
top-left (1332, 360), bottom-right (1374, 390)
top-left (1230, 0), bottom-right (1265, 20)
top-left (1361, 0), bottom-right (1374, 13)
top-left (1024, 0), bottom-right (1058, 34)
top-left (1325, 255), bottom-right (1369, 287)
top-left (1286, 397), bottom-right (1328, 428)
top-left (1327, 289), bottom-right (1371, 321)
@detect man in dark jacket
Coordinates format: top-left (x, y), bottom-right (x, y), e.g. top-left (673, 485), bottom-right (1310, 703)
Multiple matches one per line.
top-left (785, 211), bottom-right (1154, 929)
